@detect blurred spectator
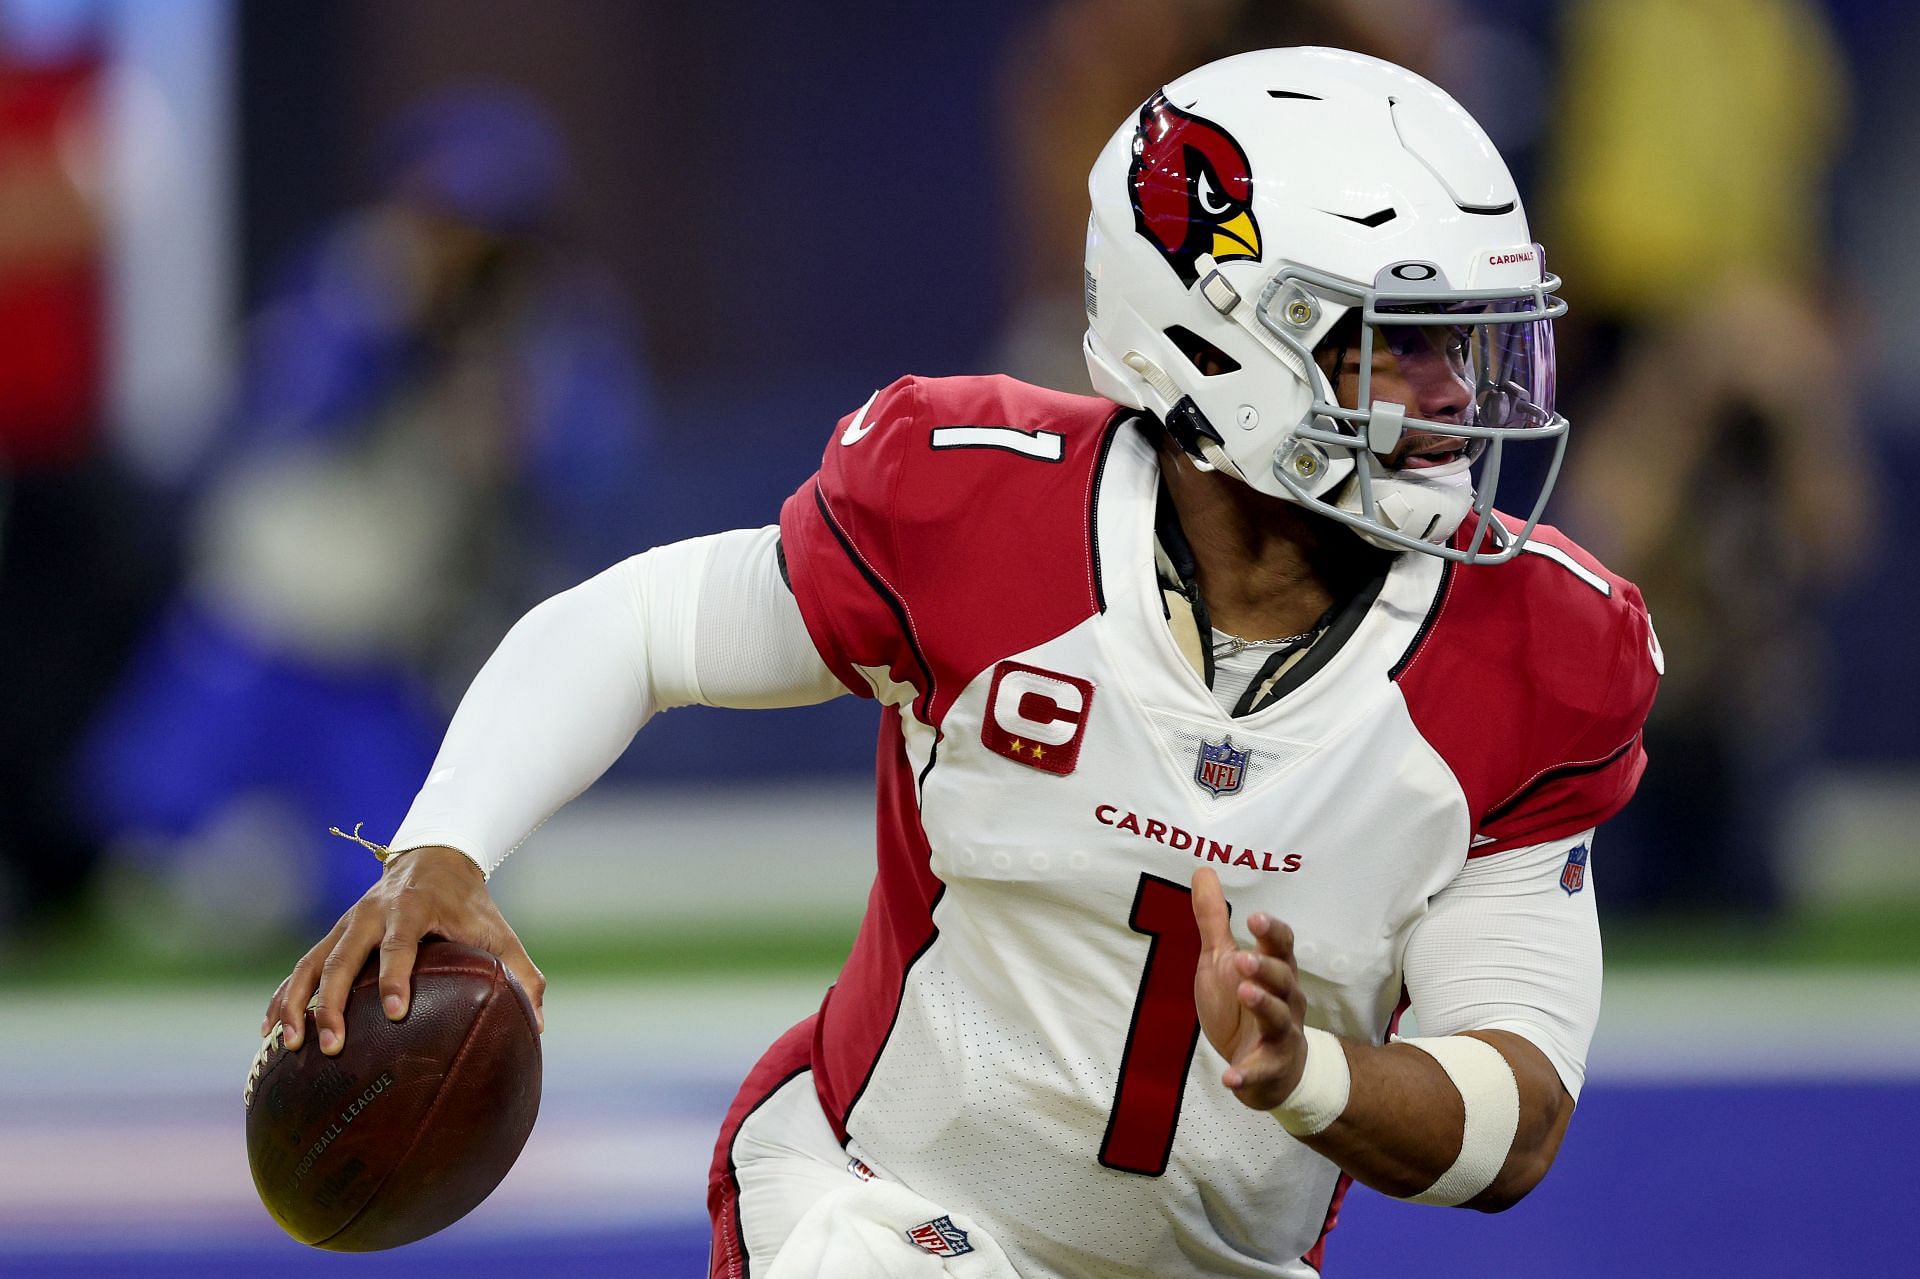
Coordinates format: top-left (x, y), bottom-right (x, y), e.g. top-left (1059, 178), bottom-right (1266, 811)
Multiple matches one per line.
top-left (77, 87), bottom-right (658, 943)
top-left (1541, 0), bottom-right (1875, 916)
top-left (1563, 279), bottom-right (1873, 915)
top-left (0, 23), bottom-right (174, 932)
top-left (0, 32), bottom-right (97, 467)
top-left (1543, 0), bottom-right (1846, 327)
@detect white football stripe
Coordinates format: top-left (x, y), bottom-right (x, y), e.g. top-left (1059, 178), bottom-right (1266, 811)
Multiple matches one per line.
top-left (1518, 539), bottom-right (1611, 596)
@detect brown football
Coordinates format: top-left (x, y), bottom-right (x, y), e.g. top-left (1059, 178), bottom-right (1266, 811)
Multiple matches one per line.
top-left (244, 940), bottom-right (541, 1251)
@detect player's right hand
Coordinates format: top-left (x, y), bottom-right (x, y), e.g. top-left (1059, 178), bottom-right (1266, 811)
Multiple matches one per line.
top-left (1191, 866), bottom-right (1308, 1112)
top-left (261, 846), bottom-right (546, 1056)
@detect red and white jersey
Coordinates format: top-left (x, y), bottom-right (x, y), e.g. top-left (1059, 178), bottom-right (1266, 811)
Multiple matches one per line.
top-left (766, 375), bottom-right (1657, 1277)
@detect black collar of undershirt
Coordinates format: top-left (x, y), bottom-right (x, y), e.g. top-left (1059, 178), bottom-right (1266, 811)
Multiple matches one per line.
top-left (1154, 474), bottom-right (1217, 688)
top-left (1152, 472), bottom-right (1392, 717)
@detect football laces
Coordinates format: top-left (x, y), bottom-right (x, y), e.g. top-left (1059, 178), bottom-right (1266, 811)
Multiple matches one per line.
top-left (245, 1023), bottom-right (286, 1108)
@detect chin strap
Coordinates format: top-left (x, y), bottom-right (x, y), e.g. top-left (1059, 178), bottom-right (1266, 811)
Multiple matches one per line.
top-left (1123, 351), bottom-right (1246, 480)
top-left (1163, 395), bottom-right (1247, 480)
top-left (1333, 457), bottom-right (1474, 549)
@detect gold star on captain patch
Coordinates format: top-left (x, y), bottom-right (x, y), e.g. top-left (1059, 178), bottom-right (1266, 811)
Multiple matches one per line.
top-left (1030, 744), bottom-right (1047, 761)
top-left (1008, 738), bottom-right (1025, 755)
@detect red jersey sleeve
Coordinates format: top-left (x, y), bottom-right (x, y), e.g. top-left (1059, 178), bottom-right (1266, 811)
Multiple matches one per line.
top-left (1473, 570), bottom-right (1659, 851)
top-left (1397, 522), bottom-right (1662, 856)
top-left (778, 376), bottom-right (928, 705)
top-left (778, 374), bottom-right (1124, 726)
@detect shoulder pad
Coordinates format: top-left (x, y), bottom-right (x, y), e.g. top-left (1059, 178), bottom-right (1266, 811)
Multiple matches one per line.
top-left (780, 375), bottom-right (1126, 724)
top-left (1398, 519), bottom-right (1661, 853)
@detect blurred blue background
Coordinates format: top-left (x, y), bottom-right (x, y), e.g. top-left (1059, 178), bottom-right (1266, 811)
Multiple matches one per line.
top-left (0, 1), bottom-right (1915, 1275)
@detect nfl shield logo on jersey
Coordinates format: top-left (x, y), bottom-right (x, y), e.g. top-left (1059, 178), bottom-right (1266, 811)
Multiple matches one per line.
top-left (1560, 843), bottom-right (1590, 896)
top-left (1195, 736), bottom-right (1250, 797)
top-left (906, 1215), bottom-right (974, 1258)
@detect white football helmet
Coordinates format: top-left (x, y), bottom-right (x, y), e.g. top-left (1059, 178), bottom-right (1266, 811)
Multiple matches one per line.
top-left (1083, 47), bottom-right (1567, 562)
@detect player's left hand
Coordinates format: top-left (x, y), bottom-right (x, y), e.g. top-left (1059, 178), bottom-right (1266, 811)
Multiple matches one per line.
top-left (1191, 867), bottom-right (1308, 1111)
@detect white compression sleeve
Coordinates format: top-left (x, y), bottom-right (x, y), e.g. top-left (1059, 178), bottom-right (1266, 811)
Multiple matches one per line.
top-left (1401, 830), bottom-right (1603, 1100)
top-left (387, 526), bottom-right (845, 876)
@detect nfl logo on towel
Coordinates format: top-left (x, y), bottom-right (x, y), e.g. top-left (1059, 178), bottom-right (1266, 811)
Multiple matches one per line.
top-left (906, 1215), bottom-right (974, 1258)
top-left (1195, 737), bottom-right (1249, 797)
top-left (1560, 843), bottom-right (1589, 896)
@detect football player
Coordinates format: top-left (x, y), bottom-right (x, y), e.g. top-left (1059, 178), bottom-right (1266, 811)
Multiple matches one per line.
top-left (264, 48), bottom-right (1658, 1278)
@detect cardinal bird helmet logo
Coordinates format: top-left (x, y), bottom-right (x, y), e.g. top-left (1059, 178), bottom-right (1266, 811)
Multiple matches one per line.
top-left (1128, 90), bottom-right (1263, 286)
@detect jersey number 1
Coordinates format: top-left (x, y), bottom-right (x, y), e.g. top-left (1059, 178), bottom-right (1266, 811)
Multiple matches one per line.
top-left (928, 425), bottom-right (1065, 462)
top-left (1099, 873), bottom-right (1206, 1176)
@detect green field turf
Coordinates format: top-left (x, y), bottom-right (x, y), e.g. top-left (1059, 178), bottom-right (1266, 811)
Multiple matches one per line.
top-left (3, 897), bottom-right (1917, 991)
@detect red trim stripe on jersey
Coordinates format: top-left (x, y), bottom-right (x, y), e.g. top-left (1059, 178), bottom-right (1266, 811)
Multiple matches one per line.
top-left (814, 485), bottom-right (940, 724)
top-left (1305, 989), bottom-right (1413, 1272)
top-left (813, 708), bottom-right (947, 1142)
top-left (707, 1018), bottom-right (816, 1279)
top-left (1303, 1173), bottom-right (1352, 1274)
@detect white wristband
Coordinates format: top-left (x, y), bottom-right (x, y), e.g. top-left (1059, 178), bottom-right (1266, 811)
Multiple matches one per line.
top-left (1396, 1035), bottom-right (1521, 1206)
top-left (1270, 1026), bottom-right (1351, 1137)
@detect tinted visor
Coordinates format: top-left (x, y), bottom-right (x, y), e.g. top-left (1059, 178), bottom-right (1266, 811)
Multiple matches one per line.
top-left (1371, 296), bottom-right (1558, 436)
top-left (1248, 259), bottom-right (1572, 563)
